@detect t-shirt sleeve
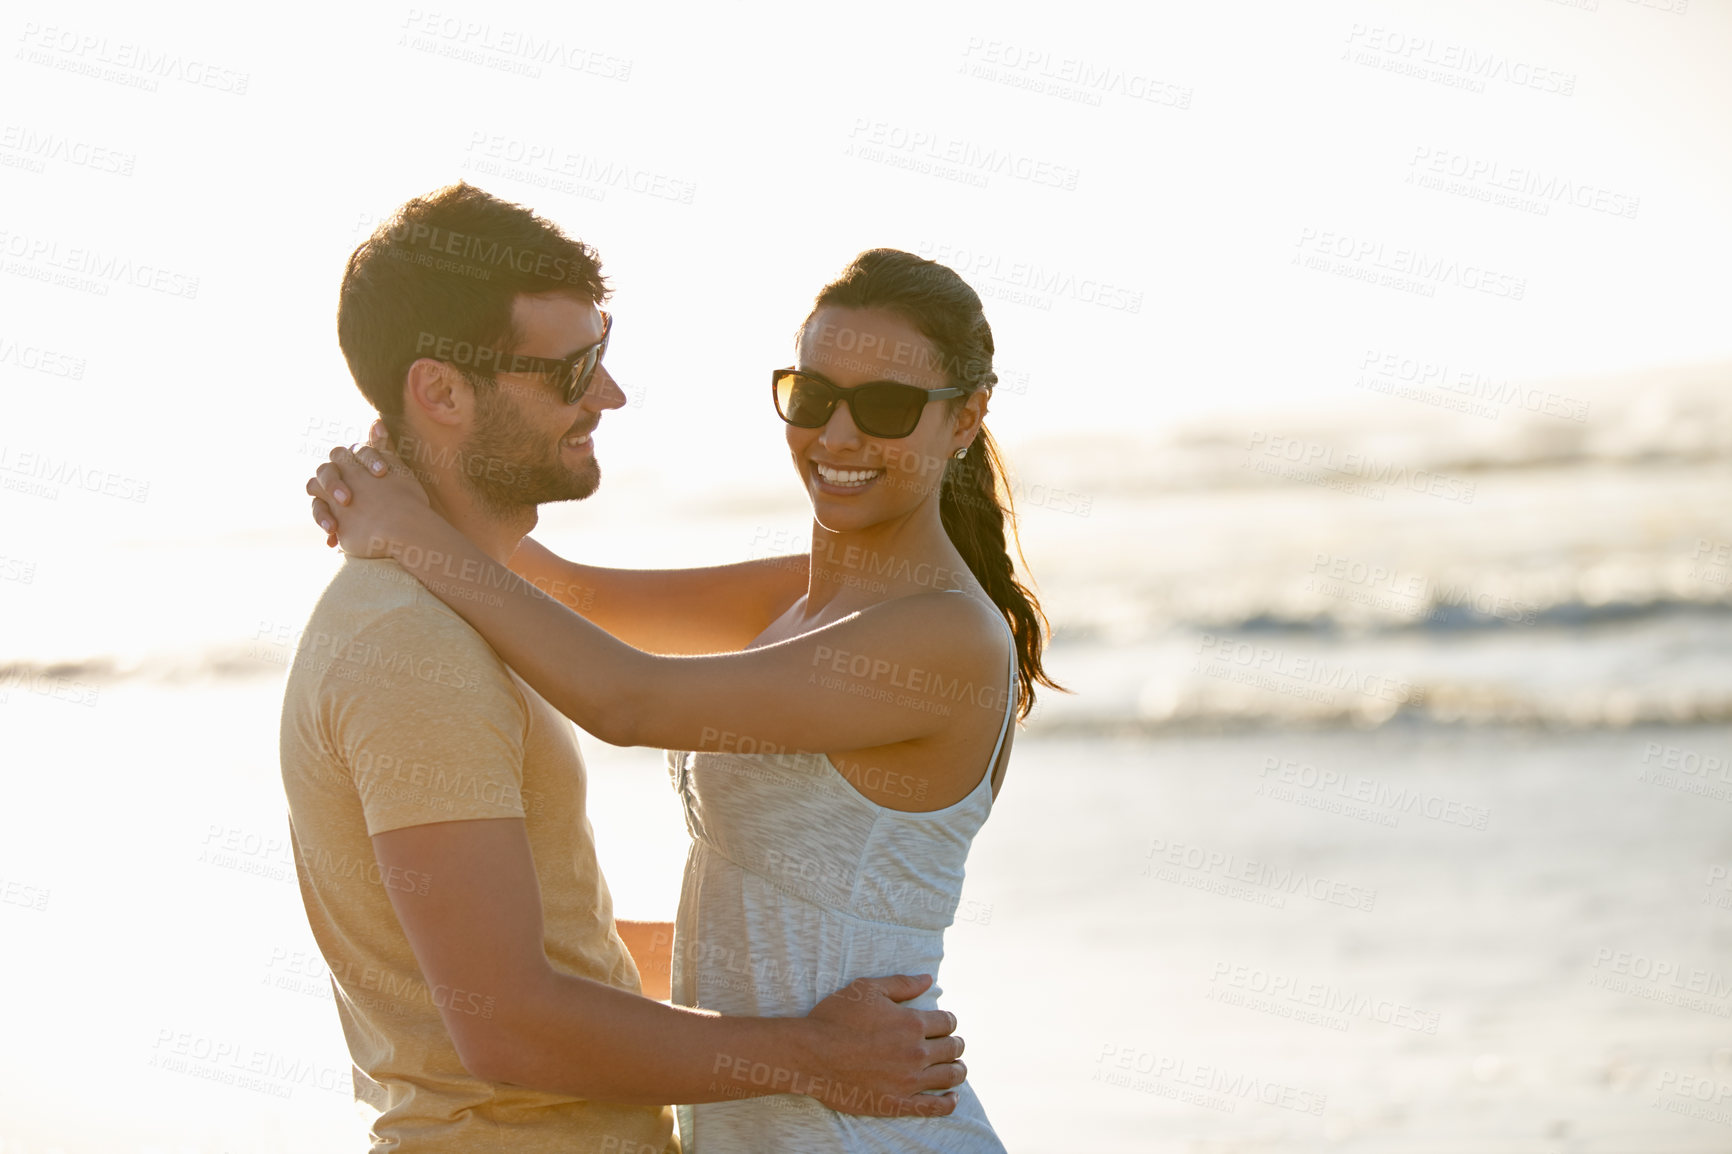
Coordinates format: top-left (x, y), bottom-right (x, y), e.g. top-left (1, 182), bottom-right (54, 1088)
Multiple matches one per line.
top-left (319, 604), bottom-right (529, 836)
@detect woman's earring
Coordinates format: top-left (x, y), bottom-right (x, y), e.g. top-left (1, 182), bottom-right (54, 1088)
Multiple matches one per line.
top-left (953, 446), bottom-right (969, 459)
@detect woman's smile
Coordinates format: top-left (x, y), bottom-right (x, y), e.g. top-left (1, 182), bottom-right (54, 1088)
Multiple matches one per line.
top-left (812, 461), bottom-right (885, 492)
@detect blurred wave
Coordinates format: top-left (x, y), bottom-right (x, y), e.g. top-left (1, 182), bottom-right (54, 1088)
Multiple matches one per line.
top-left (6, 363), bottom-right (1727, 734)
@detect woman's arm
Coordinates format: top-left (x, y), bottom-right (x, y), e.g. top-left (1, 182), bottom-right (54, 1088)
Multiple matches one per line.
top-left (308, 425), bottom-right (807, 656)
top-left (508, 536), bottom-right (809, 655)
top-left (316, 451), bottom-right (1009, 756)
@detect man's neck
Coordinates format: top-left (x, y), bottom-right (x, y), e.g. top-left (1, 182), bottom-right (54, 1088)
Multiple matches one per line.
top-left (422, 474), bottom-right (536, 567)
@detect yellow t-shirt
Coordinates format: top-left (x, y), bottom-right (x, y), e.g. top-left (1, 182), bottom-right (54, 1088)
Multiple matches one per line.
top-left (279, 557), bottom-right (677, 1153)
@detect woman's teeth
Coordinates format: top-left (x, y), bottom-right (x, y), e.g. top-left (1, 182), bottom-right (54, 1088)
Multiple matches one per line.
top-left (815, 463), bottom-right (882, 488)
top-left (563, 434), bottom-right (590, 447)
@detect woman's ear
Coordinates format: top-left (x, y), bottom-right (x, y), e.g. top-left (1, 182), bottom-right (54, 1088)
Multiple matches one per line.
top-left (955, 387), bottom-right (990, 448)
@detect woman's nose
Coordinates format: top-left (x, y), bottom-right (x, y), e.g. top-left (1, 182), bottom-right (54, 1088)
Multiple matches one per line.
top-left (820, 400), bottom-right (864, 449)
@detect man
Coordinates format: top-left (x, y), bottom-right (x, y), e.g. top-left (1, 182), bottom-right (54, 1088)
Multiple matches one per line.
top-left (282, 183), bottom-right (964, 1152)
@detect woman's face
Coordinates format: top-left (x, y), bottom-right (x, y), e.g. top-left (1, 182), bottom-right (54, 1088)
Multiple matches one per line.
top-left (789, 306), bottom-right (983, 533)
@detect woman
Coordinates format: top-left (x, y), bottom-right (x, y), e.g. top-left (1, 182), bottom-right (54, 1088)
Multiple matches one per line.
top-left (307, 249), bottom-right (1060, 1151)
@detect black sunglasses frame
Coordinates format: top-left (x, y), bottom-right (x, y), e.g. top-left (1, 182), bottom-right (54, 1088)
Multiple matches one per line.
top-left (771, 367), bottom-right (964, 439)
top-left (438, 312), bottom-right (612, 405)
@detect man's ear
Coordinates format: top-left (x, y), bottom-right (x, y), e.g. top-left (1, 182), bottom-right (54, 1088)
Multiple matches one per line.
top-left (404, 358), bottom-right (470, 429)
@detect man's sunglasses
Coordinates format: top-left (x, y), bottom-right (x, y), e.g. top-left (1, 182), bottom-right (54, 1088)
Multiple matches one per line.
top-left (445, 312), bottom-right (612, 405)
top-left (771, 368), bottom-right (963, 439)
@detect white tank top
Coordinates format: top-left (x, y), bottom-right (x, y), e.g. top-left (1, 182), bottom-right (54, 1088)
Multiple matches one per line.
top-left (666, 610), bottom-right (1016, 1152)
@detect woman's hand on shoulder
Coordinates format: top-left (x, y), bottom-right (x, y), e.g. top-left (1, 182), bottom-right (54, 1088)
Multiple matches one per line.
top-left (305, 420), bottom-right (432, 558)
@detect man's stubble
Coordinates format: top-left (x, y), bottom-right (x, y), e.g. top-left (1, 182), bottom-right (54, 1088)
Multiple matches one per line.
top-left (460, 378), bottom-right (601, 517)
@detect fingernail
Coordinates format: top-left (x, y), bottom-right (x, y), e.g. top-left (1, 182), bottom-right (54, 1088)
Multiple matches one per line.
top-left (320, 519), bottom-right (334, 533)
top-left (334, 488), bottom-right (348, 502)
top-left (371, 460), bottom-right (385, 474)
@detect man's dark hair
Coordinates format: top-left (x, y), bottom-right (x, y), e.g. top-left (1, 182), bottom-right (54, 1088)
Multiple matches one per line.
top-left (337, 183), bottom-right (608, 432)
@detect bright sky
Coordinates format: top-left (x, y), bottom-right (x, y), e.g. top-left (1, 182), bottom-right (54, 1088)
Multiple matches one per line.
top-left (1, 0), bottom-right (1728, 547)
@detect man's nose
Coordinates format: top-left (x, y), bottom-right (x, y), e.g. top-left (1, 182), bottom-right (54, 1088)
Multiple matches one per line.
top-left (582, 364), bottom-right (627, 412)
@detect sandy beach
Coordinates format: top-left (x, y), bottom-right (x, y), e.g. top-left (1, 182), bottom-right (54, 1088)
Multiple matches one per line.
top-left (1, 666), bottom-right (1728, 1152)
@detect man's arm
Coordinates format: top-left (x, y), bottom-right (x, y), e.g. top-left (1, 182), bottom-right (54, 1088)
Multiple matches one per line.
top-left (372, 817), bottom-right (964, 1114)
top-left (509, 537), bottom-right (808, 655)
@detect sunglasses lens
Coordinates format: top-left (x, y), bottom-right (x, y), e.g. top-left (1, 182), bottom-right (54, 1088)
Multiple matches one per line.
top-left (566, 349), bottom-right (599, 403)
top-left (852, 384), bottom-right (926, 438)
top-left (566, 319), bottom-right (611, 403)
top-left (777, 373), bottom-right (834, 427)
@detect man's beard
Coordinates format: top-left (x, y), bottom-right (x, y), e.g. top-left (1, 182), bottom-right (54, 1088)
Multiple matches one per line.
top-left (458, 383), bottom-right (599, 516)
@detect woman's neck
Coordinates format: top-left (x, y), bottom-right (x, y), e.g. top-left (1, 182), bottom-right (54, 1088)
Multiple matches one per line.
top-left (801, 506), bottom-right (975, 619)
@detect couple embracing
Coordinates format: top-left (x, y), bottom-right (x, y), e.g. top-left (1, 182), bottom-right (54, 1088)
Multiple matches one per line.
top-left (280, 182), bottom-right (1058, 1152)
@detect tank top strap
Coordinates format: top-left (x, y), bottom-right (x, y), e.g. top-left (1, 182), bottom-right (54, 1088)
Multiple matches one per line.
top-left (985, 618), bottom-right (1017, 772)
top-left (936, 589), bottom-right (1018, 790)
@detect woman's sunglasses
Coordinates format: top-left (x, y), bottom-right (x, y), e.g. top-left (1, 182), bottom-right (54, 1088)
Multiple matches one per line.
top-left (771, 368), bottom-right (963, 439)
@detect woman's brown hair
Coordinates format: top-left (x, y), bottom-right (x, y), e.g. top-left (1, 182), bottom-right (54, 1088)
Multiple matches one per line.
top-left (802, 248), bottom-right (1063, 719)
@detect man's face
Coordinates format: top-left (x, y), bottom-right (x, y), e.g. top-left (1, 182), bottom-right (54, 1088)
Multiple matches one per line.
top-left (460, 292), bottom-right (624, 515)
